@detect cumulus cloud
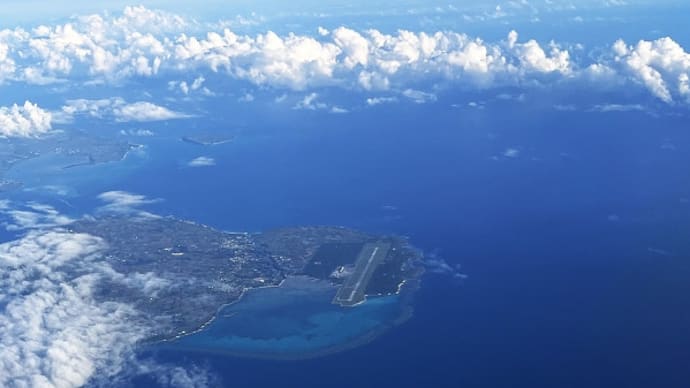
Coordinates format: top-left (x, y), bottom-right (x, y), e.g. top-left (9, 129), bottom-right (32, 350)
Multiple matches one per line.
top-left (0, 229), bottom-right (147, 387)
top-left (0, 101), bottom-right (52, 138)
top-left (0, 8), bottom-right (594, 94)
top-left (60, 97), bottom-right (190, 123)
top-left (238, 92), bottom-right (255, 102)
top-left (402, 89), bottom-right (438, 104)
top-left (0, 198), bottom-right (192, 387)
top-left (590, 103), bottom-right (646, 112)
top-left (114, 359), bottom-right (220, 388)
top-left (292, 92), bottom-right (347, 113)
top-left (366, 96), bottom-right (398, 106)
top-left (294, 93), bottom-right (327, 110)
top-left (113, 101), bottom-right (191, 122)
top-left (188, 156), bottom-right (216, 167)
top-left (424, 256), bottom-right (467, 280)
top-left (120, 128), bottom-right (155, 136)
top-left (0, 7), bottom-right (686, 105)
top-left (97, 190), bottom-right (160, 218)
top-left (511, 31), bottom-right (571, 74)
top-left (98, 190), bottom-right (157, 207)
top-left (503, 148), bottom-right (520, 158)
top-left (2, 202), bottom-right (73, 231)
top-left (152, 364), bottom-right (220, 388)
top-left (169, 76), bottom-right (210, 96)
top-left (613, 37), bottom-right (690, 103)
top-left (105, 271), bottom-right (172, 299)
top-left (553, 104), bottom-right (577, 111)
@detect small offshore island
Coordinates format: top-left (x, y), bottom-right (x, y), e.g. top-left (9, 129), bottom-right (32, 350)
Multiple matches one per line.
top-left (181, 133), bottom-right (234, 146)
top-left (68, 216), bottom-right (424, 359)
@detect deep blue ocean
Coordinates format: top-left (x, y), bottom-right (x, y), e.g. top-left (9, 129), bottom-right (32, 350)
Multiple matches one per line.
top-left (4, 95), bottom-right (690, 387)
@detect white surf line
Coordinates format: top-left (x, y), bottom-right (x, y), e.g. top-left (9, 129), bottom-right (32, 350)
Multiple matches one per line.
top-left (346, 246), bottom-right (379, 302)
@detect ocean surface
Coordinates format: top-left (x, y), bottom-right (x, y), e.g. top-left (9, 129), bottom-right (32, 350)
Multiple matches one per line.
top-left (4, 98), bottom-right (690, 387)
top-left (162, 276), bottom-right (410, 360)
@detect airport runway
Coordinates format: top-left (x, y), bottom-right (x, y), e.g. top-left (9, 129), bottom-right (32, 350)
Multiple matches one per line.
top-left (334, 241), bottom-right (390, 306)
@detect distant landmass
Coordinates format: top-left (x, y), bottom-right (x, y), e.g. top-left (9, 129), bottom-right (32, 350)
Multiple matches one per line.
top-left (182, 133), bottom-right (234, 146)
top-left (0, 132), bottom-right (136, 190)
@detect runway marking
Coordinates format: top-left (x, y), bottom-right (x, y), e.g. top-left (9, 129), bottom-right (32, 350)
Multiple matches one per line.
top-left (333, 242), bottom-right (390, 306)
top-left (346, 247), bottom-right (379, 302)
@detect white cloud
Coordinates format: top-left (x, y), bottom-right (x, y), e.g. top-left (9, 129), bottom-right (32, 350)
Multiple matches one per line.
top-left (553, 104), bottom-right (577, 111)
top-left (106, 271), bottom-right (172, 299)
top-left (507, 30), bottom-right (518, 49)
top-left (317, 27), bottom-right (330, 36)
top-left (333, 27), bottom-right (370, 69)
top-left (120, 128), bottom-right (155, 136)
top-left (366, 96), bottom-right (398, 106)
top-left (98, 190), bottom-right (157, 208)
top-left (0, 229), bottom-right (147, 388)
top-left (113, 101), bottom-right (191, 122)
top-left (467, 101), bottom-right (485, 109)
top-left (60, 98), bottom-right (190, 123)
top-left (2, 202), bottom-right (73, 231)
top-left (0, 8), bottom-right (583, 92)
top-left (292, 93), bottom-right (348, 113)
top-left (152, 365), bottom-right (220, 388)
top-left (0, 197), bottom-right (222, 387)
top-left (293, 92), bottom-right (328, 110)
top-left (424, 256), bottom-right (467, 279)
top-left (169, 76), bottom-right (208, 95)
top-left (238, 92), bottom-right (255, 102)
top-left (512, 33), bottom-right (571, 74)
top-left (60, 98), bottom-right (115, 120)
top-left (0, 101), bottom-right (52, 138)
top-left (503, 148), bottom-right (520, 158)
top-left (613, 37), bottom-right (690, 103)
top-left (188, 156), bottom-right (216, 167)
top-left (0, 7), bottom-right (687, 105)
top-left (97, 191), bottom-right (160, 218)
top-left (591, 103), bottom-right (646, 112)
top-left (402, 89), bottom-right (437, 104)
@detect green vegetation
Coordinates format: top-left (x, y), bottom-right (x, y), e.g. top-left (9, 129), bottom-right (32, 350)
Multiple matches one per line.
top-left (366, 240), bottom-right (423, 296)
top-left (303, 242), bottom-right (364, 280)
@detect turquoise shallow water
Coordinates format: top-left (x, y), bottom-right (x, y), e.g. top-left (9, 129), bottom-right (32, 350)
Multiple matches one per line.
top-left (164, 277), bottom-right (409, 359)
top-left (5, 145), bottom-right (149, 200)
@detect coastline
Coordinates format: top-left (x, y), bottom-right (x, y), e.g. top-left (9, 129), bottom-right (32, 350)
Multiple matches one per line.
top-left (159, 276), bottom-right (290, 344)
top-left (139, 227), bottom-right (427, 360)
top-left (153, 272), bottom-right (424, 361)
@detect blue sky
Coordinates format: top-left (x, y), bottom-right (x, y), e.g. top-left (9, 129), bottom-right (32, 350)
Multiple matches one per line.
top-left (1, 0), bottom-right (686, 26)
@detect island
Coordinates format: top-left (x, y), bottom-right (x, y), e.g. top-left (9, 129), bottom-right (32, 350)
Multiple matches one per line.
top-left (68, 216), bottom-right (424, 344)
top-left (0, 132), bottom-right (137, 190)
top-left (181, 133), bottom-right (234, 146)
